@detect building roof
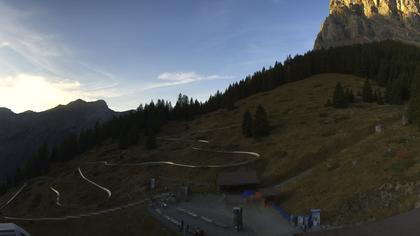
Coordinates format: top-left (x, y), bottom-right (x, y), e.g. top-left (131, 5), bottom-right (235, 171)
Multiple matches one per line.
top-left (257, 187), bottom-right (281, 198)
top-left (0, 223), bottom-right (31, 236)
top-left (217, 171), bottom-right (259, 187)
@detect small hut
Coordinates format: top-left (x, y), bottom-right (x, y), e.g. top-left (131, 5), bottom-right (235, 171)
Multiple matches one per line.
top-left (217, 171), bottom-right (259, 192)
top-left (375, 123), bottom-right (384, 133)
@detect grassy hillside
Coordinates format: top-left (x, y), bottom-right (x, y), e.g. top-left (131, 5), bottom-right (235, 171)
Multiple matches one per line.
top-left (1, 73), bottom-right (419, 235)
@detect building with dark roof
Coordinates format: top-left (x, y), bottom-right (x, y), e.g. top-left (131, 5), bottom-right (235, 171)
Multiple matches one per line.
top-left (217, 170), bottom-right (259, 192)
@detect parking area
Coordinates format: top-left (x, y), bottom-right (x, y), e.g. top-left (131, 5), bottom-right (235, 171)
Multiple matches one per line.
top-left (149, 194), bottom-right (300, 236)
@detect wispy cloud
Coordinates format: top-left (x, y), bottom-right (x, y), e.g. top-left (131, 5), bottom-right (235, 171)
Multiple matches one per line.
top-left (0, 2), bottom-right (118, 112)
top-left (143, 72), bottom-right (234, 90)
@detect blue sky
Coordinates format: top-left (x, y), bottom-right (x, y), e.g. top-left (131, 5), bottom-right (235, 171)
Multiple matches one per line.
top-left (0, 0), bottom-right (329, 112)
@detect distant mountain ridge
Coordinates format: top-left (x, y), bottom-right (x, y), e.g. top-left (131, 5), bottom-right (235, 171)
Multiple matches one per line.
top-left (0, 99), bottom-right (121, 179)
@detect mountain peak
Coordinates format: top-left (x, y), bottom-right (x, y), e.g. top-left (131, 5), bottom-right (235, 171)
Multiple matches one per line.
top-left (65, 99), bottom-right (108, 109)
top-left (316, 0), bottom-right (420, 49)
top-left (0, 107), bottom-right (14, 115)
top-left (67, 99), bottom-right (88, 106)
top-left (330, 0), bottom-right (420, 17)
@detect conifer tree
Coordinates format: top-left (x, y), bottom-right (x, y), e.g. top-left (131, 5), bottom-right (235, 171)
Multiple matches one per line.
top-left (333, 82), bottom-right (348, 108)
top-left (325, 99), bottom-right (333, 107)
top-left (408, 67), bottom-right (420, 126)
top-left (118, 132), bottom-right (129, 150)
top-left (345, 88), bottom-right (355, 103)
top-left (362, 79), bottom-right (374, 103)
top-left (376, 90), bottom-right (385, 105)
top-left (385, 80), bottom-right (393, 103)
top-left (145, 131), bottom-right (157, 150)
top-left (0, 181), bottom-right (7, 195)
top-left (391, 79), bottom-right (404, 105)
top-left (14, 168), bottom-right (23, 186)
top-left (242, 110), bottom-right (253, 138)
top-left (253, 105), bottom-right (270, 137)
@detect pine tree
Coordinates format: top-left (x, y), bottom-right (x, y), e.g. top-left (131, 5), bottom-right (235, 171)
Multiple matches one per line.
top-left (362, 79), bottom-right (374, 103)
top-left (390, 79), bottom-right (404, 105)
top-left (14, 168), bottom-right (23, 186)
top-left (385, 79), bottom-right (393, 103)
top-left (325, 99), bottom-right (333, 107)
top-left (145, 132), bottom-right (157, 150)
top-left (408, 67), bottom-right (420, 126)
top-left (345, 88), bottom-right (355, 103)
top-left (242, 110), bottom-right (253, 138)
top-left (333, 82), bottom-right (348, 108)
top-left (373, 90), bottom-right (378, 102)
top-left (0, 181), bottom-right (7, 195)
top-left (376, 90), bottom-right (385, 105)
top-left (253, 105), bottom-right (270, 138)
top-left (118, 132), bottom-right (129, 150)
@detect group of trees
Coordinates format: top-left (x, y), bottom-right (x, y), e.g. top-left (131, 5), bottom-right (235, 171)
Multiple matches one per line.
top-left (328, 79), bottom-right (386, 108)
top-left (242, 105), bottom-right (271, 138)
top-left (5, 40), bottom-right (420, 193)
top-left (361, 79), bottom-right (385, 104)
top-left (328, 82), bottom-right (355, 108)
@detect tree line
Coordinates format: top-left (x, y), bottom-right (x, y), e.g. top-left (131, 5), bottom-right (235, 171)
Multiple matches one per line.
top-left (328, 79), bottom-right (386, 108)
top-left (3, 40), bottom-right (420, 193)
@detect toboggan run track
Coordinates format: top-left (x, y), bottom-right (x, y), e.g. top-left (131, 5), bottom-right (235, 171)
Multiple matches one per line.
top-left (0, 127), bottom-right (261, 221)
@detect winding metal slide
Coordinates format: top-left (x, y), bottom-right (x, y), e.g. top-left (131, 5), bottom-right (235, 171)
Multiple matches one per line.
top-left (0, 129), bottom-right (261, 222)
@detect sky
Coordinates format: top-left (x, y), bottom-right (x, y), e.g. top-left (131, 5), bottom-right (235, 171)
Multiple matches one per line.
top-left (0, 0), bottom-right (330, 113)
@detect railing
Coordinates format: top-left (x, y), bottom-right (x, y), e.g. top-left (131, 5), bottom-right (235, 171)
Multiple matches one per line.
top-left (272, 204), bottom-right (291, 222)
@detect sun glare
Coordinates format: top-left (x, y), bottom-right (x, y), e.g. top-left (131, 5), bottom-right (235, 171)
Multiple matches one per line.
top-left (0, 74), bottom-right (84, 113)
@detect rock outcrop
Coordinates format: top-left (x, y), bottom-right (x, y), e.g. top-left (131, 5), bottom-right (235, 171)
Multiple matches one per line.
top-left (315, 0), bottom-right (420, 49)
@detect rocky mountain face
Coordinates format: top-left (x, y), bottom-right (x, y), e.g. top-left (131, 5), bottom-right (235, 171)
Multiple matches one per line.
top-left (0, 100), bottom-right (119, 179)
top-left (315, 0), bottom-right (420, 49)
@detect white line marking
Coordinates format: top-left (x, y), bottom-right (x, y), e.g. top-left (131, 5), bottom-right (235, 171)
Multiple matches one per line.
top-left (78, 167), bottom-right (112, 198)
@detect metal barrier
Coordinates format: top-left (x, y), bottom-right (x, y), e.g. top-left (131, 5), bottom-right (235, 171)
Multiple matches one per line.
top-left (273, 204), bottom-right (291, 221)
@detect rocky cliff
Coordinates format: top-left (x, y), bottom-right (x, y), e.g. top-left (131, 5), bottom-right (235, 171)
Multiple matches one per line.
top-left (315, 0), bottom-right (420, 49)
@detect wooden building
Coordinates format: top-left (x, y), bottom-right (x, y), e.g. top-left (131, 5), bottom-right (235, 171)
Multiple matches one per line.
top-left (217, 171), bottom-right (259, 192)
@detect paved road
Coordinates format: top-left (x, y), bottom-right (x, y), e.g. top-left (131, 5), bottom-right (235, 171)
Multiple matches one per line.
top-left (300, 207), bottom-right (420, 236)
top-left (151, 194), bottom-right (299, 236)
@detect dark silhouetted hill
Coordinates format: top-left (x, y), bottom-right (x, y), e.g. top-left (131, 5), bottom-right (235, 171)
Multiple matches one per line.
top-left (0, 99), bottom-right (120, 179)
